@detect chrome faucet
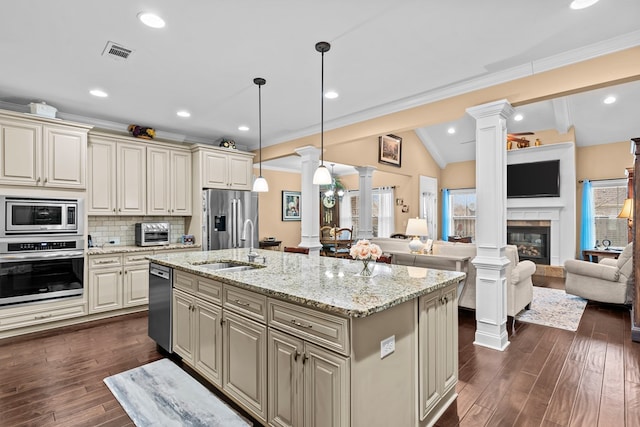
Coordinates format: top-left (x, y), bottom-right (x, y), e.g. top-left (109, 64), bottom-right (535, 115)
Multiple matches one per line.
top-left (241, 219), bottom-right (259, 262)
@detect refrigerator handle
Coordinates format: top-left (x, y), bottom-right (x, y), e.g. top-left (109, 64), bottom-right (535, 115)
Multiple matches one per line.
top-left (232, 198), bottom-right (237, 247)
top-left (236, 197), bottom-right (243, 248)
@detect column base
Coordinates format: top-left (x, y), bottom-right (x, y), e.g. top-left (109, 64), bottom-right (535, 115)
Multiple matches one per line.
top-left (474, 322), bottom-right (510, 351)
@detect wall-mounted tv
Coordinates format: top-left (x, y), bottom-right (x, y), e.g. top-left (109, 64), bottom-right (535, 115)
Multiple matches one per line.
top-left (507, 159), bottom-right (560, 198)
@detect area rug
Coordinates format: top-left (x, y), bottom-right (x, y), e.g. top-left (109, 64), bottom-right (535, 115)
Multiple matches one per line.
top-left (104, 358), bottom-right (251, 427)
top-left (515, 286), bottom-right (587, 331)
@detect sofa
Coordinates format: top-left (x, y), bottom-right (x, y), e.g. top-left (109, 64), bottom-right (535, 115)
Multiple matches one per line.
top-left (370, 238), bottom-right (536, 317)
top-left (564, 242), bottom-right (633, 304)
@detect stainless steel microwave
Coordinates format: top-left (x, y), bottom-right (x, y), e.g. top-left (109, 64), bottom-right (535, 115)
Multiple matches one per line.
top-left (0, 196), bottom-right (82, 236)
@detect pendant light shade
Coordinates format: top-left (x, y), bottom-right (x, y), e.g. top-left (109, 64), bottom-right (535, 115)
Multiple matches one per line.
top-left (252, 77), bottom-right (269, 192)
top-left (312, 41), bottom-right (333, 185)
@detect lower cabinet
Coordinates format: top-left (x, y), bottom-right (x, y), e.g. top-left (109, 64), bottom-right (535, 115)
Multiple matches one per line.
top-left (418, 283), bottom-right (458, 421)
top-left (268, 328), bottom-right (349, 427)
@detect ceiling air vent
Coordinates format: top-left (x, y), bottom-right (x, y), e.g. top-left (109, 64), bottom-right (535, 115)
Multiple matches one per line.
top-left (102, 41), bottom-right (134, 61)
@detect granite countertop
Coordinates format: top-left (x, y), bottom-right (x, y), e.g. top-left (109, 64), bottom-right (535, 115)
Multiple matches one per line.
top-left (148, 248), bottom-right (465, 318)
top-left (88, 243), bottom-right (201, 255)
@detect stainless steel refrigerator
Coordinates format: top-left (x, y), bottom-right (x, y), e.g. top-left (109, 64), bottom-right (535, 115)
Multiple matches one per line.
top-left (202, 189), bottom-right (259, 251)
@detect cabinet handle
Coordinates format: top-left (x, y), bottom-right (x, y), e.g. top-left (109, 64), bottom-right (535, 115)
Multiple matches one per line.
top-left (113, 208), bottom-right (116, 213)
top-left (118, 208), bottom-right (122, 212)
top-left (119, 271), bottom-right (122, 275)
top-left (130, 257), bottom-right (146, 261)
top-left (220, 318), bottom-right (225, 326)
top-left (36, 177), bottom-right (41, 183)
top-left (95, 260), bottom-right (118, 264)
top-left (291, 319), bottom-right (313, 329)
top-left (44, 177), bottom-right (48, 183)
top-left (35, 314), bottom-right (52, 320)
top-left (302, 353), bottom-right (309, 364)
top-left (294, 351), bottom-right (300, 362)
top-left (234, 299), bottom-right (251, 307)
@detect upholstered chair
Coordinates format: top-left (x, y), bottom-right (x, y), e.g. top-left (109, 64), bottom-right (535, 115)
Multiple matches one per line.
top-left (564, 242), bottom-right (633, 304)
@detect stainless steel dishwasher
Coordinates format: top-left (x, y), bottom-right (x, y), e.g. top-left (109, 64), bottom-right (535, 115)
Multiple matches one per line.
top-left (148, 263), bottom-right (173, 352)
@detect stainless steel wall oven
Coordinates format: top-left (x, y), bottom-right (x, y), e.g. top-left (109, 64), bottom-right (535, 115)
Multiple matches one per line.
top-left (0, 196), bottom-right (85, 306)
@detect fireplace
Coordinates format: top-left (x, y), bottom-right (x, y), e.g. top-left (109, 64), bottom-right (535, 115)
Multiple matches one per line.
top-left (507, 225), bottom-right (550, 265)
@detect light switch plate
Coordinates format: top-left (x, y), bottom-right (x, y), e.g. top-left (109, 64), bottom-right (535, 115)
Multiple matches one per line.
top-left (109, 237), bottom-right (120, 245)
top-left (380, 335), bottom-right (395, 359)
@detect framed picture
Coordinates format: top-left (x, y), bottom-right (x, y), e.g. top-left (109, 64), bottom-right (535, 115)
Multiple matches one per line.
top-left (378, 134), bottom-right (402, 167)
top-left (282, 191), bottom-right (301, 221)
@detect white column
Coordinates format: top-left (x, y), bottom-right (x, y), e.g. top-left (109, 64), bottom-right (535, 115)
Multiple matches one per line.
top-left (355, 166), bottom-right (376, 239)
top-left (295, 146), bottom-right (323, 255)
top-left (466, 99), bottom-right (514, 351)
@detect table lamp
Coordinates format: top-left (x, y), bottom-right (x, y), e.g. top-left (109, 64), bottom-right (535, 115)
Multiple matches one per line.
top-left (618, 198), bottom-right (633, 228)
top-left (405, 218), bottom-right (428, 253)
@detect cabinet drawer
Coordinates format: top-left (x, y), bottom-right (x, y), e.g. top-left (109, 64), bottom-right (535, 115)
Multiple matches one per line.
top-left (197, 277), bottom-right (223, 306)
top-left (174, 270), bottom-right (197, 293)
top-left (124, 252), bottom-right (152, 265)
top-left (223, 285), bottom-right (267, 323)
top-left (89, 255), bottom-right (122, 268)
top-left (268, 299), bottom-right (350, 356)
top-left (0, 302), bottom-right (87, 331)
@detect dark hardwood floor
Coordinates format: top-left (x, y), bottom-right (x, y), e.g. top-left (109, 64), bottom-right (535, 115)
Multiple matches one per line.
top-left (1, 276), bottom-right (639, 426)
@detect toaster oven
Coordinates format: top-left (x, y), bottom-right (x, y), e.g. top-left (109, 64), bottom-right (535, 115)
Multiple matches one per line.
top-left (135, 222), bottom-right (170, 246)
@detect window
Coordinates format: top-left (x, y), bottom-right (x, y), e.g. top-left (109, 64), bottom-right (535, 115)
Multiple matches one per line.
top-left (592, 179), bottom-right (627, 248)
top-left (340, 187), bottom-right (394, 237)
top-left (446, 189), bottom-right (476, 240)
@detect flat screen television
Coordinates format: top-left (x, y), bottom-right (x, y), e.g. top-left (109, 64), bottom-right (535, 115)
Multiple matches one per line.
top-left (507, 159), bottom-right (560, 198)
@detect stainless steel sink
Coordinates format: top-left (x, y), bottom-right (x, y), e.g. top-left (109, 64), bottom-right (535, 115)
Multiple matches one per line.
top-left (197, 262), bottom-right (257, 272)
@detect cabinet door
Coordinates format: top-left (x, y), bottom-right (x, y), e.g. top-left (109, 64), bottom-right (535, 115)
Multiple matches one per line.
top-left (440, 285), bottom-right (458, 395)
top-left (87, 138), bottom-right (117, 214)
top-left (228, 154), bottom-right (253, 190)
top-left (195, 299), bottom-right (223, 387)
top-left (89, 266), bottom-right (123, 313)
top-left (203, 151), bottom-right (228, 188)
top-left (171, 150), bottom-right (192, 215)
top-left (303, 341), bottom-right (350, 427)
top-left (418, 290), bottom-right (442, 420)
top-left (123, 264), bottom-right (149, 307)
top-left (117, 142), bottom-right (146, 215)
top-left (0, 119), bottom-right (41, 186)
top-left (268, 329), bottom-right (304, 427)
top-left (223, 310), bottom-right (267, 422)
top-left (172, 289), bottom-right (195, 363)
top-left (43, 125), bottom-right (87, 188)
top-left (147, 147), bottom-right (170, 215)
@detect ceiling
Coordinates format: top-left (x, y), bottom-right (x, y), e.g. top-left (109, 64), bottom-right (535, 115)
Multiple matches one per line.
top-left (1, 1), bottom-right (639, 169)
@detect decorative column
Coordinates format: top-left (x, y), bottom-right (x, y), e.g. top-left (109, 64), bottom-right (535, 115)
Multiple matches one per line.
top-left (466, 100), bottom-right (514, 351)
top-left (632, 137), bottom-right (640, 343)
top-left (355, 166), bottom-right (376, 239)
top-left (295, 146), bottom-right (323, 256)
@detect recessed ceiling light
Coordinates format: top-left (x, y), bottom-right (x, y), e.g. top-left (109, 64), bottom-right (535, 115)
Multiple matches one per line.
top-left (570, 0), bottom-right (599, 10)
top-left (325, 91), bottom-right (339, 99)
top-left (603, 96), bottom-right (616, 105)
top-left (447, 127), bottom-right (456, 134)
top-left (137, 12), bottom-right (165, 28)
top-left (238, 125), bottom-right (250, 131)
top-left (90, 89), bottom-right (108, 98)
top-left (177, 110), bottom-right (191, 118)
top-left (514, 113), bottom-right (524, 121)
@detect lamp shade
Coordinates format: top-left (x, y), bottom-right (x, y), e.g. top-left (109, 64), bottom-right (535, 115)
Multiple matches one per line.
top-left (405, 218), bottom-right (428, 236)
top-left (618, 198), bottom-right (633, 219)
top-left (313, 164), bottom-right (332, 185)
top-left (252, 176), bottom-right (269, 192)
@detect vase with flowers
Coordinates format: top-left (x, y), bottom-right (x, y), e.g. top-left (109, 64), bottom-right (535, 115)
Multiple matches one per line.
top-left (349, 239), bottom-right (382, 277)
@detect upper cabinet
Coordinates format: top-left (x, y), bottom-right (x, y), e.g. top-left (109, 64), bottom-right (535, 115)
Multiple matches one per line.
top-left (0, 111), bottom-right (91, 189)
top-left (198, 147), bottom-right (254, 190)
top-left (147, 146), bottom-right (192, 216)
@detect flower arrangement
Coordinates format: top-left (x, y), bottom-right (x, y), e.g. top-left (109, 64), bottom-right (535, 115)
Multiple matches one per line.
top-left (350, 239), bottom-right (382, 276)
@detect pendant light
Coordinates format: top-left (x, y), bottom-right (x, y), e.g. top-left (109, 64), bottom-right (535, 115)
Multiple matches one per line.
top-left (252, 77), bottom-right (269, 192)
top-left (312, 41), bottom-right (333, 185)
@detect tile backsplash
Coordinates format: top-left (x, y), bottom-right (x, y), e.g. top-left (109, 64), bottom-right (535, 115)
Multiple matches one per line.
top-left (88, 216), bottom-right (186, 246)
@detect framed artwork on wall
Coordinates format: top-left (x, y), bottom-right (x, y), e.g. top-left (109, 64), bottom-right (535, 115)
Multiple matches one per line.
top-left (378, 134), bottom-right (402, 167)
top-left (282, 191), bottom-right (301, 221)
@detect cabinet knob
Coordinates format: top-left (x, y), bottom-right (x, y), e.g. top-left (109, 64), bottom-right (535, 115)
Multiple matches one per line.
top-left (302, 353), bottom-right (309, 364)
top-left (36, 177), bottom-right (41, 183)
top-left (294, 351), bottom-right (300, 362)
top-left (44, 177), bottom-right (48, 183)
top-left (113, 208), bottom-right (116, 213)
top-left (118, 208), bottom-right (122, 212)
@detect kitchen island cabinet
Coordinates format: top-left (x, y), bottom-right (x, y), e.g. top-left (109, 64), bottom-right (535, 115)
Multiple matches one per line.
top-left (149, 249), bottom-right (465, 427)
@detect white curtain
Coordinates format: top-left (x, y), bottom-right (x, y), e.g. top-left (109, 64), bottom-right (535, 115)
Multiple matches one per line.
top-left (340, 191), bottom-right (353, 231)
top-left (376, 187), bottom-right (394, 237)
top-left (421, 191), bottom-right (437, 239)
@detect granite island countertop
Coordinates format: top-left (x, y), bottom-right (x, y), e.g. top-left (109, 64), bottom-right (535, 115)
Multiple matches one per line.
top-left (147, 248), bottom-right (465, 318)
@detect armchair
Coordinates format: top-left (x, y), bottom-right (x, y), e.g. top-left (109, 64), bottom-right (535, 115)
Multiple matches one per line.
top-left (564, 243), bottom-right (633, 304)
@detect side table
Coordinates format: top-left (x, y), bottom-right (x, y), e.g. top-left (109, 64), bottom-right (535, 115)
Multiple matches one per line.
top-left (581, 248), bottom-right (622, 263)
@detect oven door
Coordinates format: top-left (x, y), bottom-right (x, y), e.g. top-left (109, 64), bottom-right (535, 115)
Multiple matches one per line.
top-left (0, 250), bottom-right (84, 306)
top-left (142, 231), bottom-right (169, 246)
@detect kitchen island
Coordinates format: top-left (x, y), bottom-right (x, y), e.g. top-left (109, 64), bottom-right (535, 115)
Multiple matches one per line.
top-left (148, 248), bottom-right (465, 427)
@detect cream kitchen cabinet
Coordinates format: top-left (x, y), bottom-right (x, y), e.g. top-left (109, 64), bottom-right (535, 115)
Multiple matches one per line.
top-left (0, 111), bottom-right (90, 189)
top-left (200, 148), bottom-right (254, 190)
top-left (147, 146), bottom-right (192, 216)
top-left (87, 135), bottom-right (146, 215)
top-left (88, 252), bottom-right (151, 313)
top-left (418, 282), bottom-right (458, 422)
